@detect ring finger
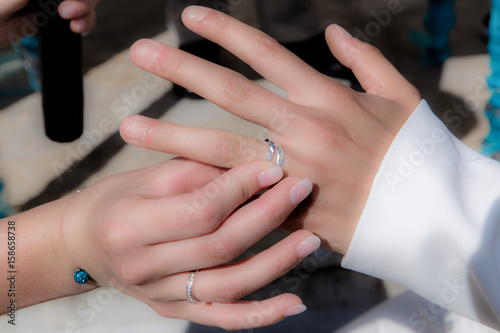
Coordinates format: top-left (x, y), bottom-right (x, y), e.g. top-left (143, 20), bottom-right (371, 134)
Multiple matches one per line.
top-left (136, 230), bottom-right (318, 303)
top-left (151, 293), bottom-right (305, 330)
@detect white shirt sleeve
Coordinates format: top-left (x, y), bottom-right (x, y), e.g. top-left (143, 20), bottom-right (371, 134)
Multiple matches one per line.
top-left (335, 290), bottom-right (499, 333)
top-left (341, 100), bottom-right (500, 330)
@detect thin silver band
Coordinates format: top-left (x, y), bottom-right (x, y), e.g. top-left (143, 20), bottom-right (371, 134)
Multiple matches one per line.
top-left (275, 144), bottom-right (284, 167)
top-left (186, 270), bottom-right (199, 304)
top-left (266, 140), bottom-right (275, 162)
top-left (76, 185), bottom-right (87, 193)
top-left (266, 140), bottom-right (284, 168)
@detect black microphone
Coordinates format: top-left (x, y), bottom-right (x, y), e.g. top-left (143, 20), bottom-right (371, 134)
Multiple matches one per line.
top-left (36, 0), bottom-right (84, 142)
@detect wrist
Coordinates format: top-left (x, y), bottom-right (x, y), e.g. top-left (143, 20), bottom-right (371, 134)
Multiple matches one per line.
top-left (1, 196), bottom-right (96, 313)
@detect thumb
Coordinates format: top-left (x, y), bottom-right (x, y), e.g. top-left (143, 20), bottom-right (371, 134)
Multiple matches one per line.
top-left (325, 24), bottom-right (420, 112)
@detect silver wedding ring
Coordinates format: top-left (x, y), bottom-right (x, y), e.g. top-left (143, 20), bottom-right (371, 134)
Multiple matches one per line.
top-left (76, 185), bottom-right (87, 193)
top-left (186, 270), bottom-right (199, 304)
top-left (266, 140), bottom-right (285, 167)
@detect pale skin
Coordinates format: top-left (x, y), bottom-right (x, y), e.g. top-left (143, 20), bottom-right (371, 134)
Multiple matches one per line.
top-left (0, 3), bottom-right (423, 330)
top-left (0, 0), bottom-right (98, 46)
top-left (120, 6), bottom-right (423, 255)
top-left (0, 1), bottom-right (326, 330)
top-left (0, 158), bottom-right (318, 330)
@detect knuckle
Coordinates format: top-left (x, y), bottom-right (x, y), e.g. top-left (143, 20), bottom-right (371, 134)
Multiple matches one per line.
top-left (253, 33), bottom-right (284, 61)
top-left (206, 236), bottom-right (238, 263)
top-left (156, 48), bottom-right (184, 78)
top-left (223, 170), bottom-right (254, 205)
top-left (181, 194), bottom-right (223, 233)
top-left (102, 218), bottom-right (139, 255)
top-left (206, 10), bottom-right (230, 35)
top-left (233, 178), bottom-right (254, 204)
top-left (211, 132), bottom-right (247, 167)
top-left (350, 40), bottom-right (381, 68)
top-left (350, 36), bottom-right (381, 55)
top-left (215, 278), bottom-right (248, 302)
top-left (149, 123), bottom-right (174, 147)
top-left (192, 204), bottom-right (220, 232)
top-left (115, 260), bottom-right (144, 285)
top-left (358, 38), bottom-right (381, 54)
top-left (313, 112), bottom-right (345, 139)
top-left (220, 74), bottom-right (254, 105)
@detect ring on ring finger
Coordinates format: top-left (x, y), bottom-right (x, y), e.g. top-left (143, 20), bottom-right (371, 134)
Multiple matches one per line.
top-left (265, 139), bottom-right (285, 168)
top-left (186, 270), bottom-right (200, 304)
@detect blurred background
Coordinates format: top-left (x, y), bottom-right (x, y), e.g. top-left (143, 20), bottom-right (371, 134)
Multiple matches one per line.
top-left (0, 0), bottom-right (493, 332)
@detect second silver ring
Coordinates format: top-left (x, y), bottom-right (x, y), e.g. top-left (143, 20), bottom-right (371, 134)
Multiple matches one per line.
top-left (186, 270), bottom-right (199, 304)
top-left (265, 140), bottom-right (285, 168)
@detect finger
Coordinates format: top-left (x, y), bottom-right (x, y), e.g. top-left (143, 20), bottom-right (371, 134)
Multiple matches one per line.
top-left (135, 230), bottom-right (318, 302)
top-left (130, 38), bottom-right (291, 127)
top-left (147, 176), bottom-right (313, 277)
top-left (69, 10), bottom-right (96, 33)
top-left (120, 115), bottom-right (268, 168)
top-left (325, 24), bottom-right (421, 112)
top-left (139, 161), bottom-right (284, 245)
top-left (180, 6), bottom-right (330, 98)
top-left (58, 0), bottom-right (99, 19)
top-left (141, 157), bottom-right (225, 196)
top-left (151, 294), bottom-right (306, 331)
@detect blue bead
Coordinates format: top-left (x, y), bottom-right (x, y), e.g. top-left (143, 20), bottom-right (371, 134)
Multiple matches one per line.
top-left (74, 269), bottom-right (90, 284)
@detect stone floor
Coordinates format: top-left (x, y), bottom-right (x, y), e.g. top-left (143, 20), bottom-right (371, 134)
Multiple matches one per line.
top-left (0, 0), bottom-right (493, 332)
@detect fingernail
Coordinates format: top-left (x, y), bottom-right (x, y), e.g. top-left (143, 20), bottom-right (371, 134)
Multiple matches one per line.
top-left (59, 6), bottom-right (71, 19)
top-left (289, 179), bottom-right (313, 205)
top-left (126, 116), bottom-right (148, 144)
top-left (297, 235), bottom-right (321, 258)
top-left (135, 40), bottom-right (161, 65)
top-left (185, 6), bottom-right (209, 23)
top-left (334, 24), bottom-right (352, 38)
top-left (258, 166), bottom-right (283, 187)
top-left (284, 304), bottom-right (307, 317)
top-left (72, 21), bottom-right (84, 33)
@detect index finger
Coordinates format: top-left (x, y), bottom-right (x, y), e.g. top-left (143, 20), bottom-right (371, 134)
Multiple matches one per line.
top-left (137, 161), bottom-right (283, 245)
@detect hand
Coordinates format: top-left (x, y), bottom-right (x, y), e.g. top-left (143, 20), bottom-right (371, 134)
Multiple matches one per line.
top-left (119, 6), bottom-right (421, 254)
top-left (58, 0), bottom-right (99, 33)
top-left (59, 158), bottom-right (316, 330)
top-left (0, 0), bottom-right (98, 46)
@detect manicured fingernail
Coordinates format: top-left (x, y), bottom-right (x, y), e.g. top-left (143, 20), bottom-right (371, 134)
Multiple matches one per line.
top-left (297, 235), bottom-right (321, 258)
top-left (135, 40), bottom-right (161, 65)
top-left (284, 304), bottom-right (307, 317)
top-left (258, 166), bottom-right (283, 187)
top-left (126, 116), bottom-right (148, 144)
top-left (289, 179), bottom-right (313, 205)
top-left (185, 6), bottom-right (209, 23)
top-left (334, 24), bottom-right (352, 38)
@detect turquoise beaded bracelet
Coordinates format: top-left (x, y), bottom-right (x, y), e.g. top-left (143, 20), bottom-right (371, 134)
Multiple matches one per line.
top-left (74, 269), bottom-right (90, 284)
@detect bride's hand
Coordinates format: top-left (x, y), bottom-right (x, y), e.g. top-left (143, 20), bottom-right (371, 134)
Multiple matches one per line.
top-left (60, 158), bottom-right (316, 330)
